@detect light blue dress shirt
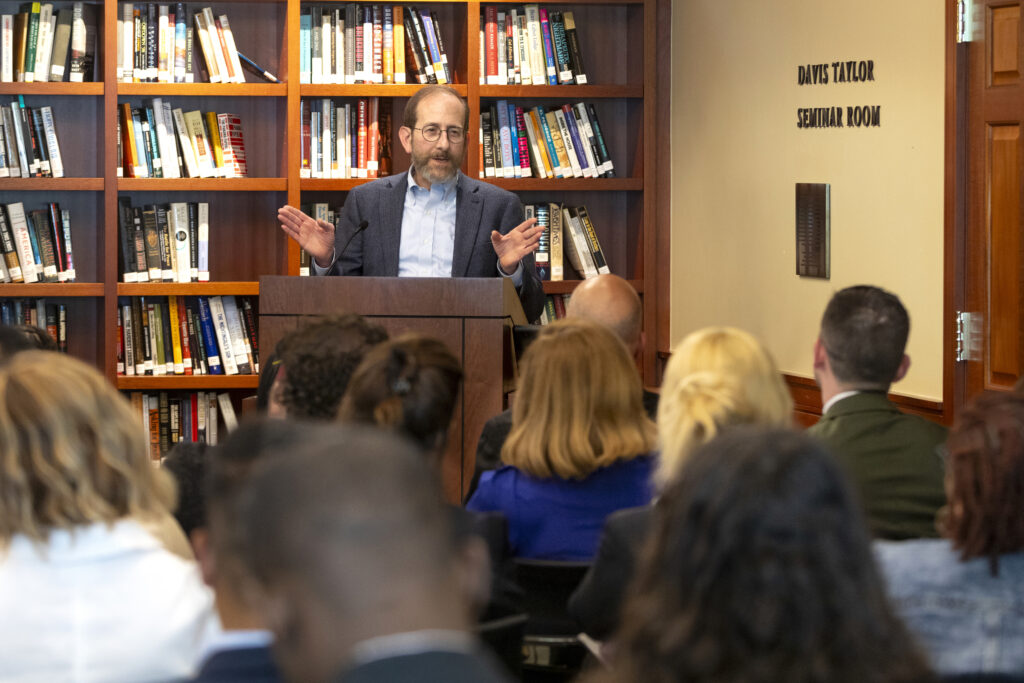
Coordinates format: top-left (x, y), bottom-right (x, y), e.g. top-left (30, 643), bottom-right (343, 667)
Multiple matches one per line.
top-left (315, 171), bottom-right (523, 283)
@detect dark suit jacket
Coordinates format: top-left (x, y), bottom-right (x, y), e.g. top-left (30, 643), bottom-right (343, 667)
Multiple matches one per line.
top-left (189, 645), bottom-right (282, 683)
top-left (467, 389), bottom-right (659, 499)
top-left (326, 171), bottom-right (545, 323)
top-left (334, 650), bottom-right (513, 683)
top-left (807, 391), bottom-right (947, 540)
top-left (567, 505), bottom-right (653, 640)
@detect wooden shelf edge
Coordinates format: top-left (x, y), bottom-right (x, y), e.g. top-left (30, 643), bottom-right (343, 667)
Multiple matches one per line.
top-left (0, 283), bottom-right (104, 297)
top-left (117, 83), bottom-right (287, 97)
top-left (300, 83), bottom-right (469, 97)
top-left (117, 178), bottom-right (287, 191)
top-left (487, 178), bottom-right (642, 191)
top-left (117, 375), bottom-right (260, 390)
top-left (0, 178), bottom-right (103, 190)
top-left (543, 279), bottom-right (643, 294)
top-left (479, 85), bottom-right (643, 99)
top-left (117, 282), bottom-right (260, 296)
top-left (0, 82), bottom-right (103, 95)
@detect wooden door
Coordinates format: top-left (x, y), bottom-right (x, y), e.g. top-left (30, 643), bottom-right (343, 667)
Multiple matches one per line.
top-left (965, 0), bottom-right (1024, 398)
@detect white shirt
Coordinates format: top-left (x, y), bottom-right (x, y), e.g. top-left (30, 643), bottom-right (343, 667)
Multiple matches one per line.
top-left (822, 390), bottom-right (862, 415)
top-left (0, 519), bottom-right (219, 683)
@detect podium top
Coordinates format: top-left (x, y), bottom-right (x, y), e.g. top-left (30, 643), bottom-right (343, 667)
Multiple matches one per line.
top-left (259, 276), bottom-right (528, 324)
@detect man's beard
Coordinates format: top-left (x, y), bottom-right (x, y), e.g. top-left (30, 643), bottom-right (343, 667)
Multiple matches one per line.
top-left (412, 149), bottom-right (461, 185)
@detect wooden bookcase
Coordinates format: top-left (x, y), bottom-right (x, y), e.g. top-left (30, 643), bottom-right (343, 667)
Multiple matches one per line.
top-left (0, 0), bottom-right (662, 399)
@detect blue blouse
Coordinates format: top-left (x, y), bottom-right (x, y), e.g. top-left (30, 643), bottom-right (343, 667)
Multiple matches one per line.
top-left (466, 455), bottom-right (656, 561)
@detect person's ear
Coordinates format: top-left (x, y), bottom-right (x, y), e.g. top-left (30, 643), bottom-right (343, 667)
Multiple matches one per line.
top-left (813, 337), bottom-right (828, 372)
top-left (893, 354), bottom-right (911, 383)
top-left (398, 126), bottom-right (413, 154)
top-left (190, 528), bottom-right (216, 587)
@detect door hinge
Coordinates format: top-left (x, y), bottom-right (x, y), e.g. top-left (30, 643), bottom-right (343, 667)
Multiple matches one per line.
top-left (956, 311), bottom-right (981, 362)
top-left (958, 0), bottom-right (981, 43)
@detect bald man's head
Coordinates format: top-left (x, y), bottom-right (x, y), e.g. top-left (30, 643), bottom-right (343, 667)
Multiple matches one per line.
top-left (566, 274), bottom-right (643, 356)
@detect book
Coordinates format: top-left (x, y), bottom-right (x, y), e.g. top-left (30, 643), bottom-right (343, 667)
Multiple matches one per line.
top-left (563, 206), bottom-right (598, 279)
top-left (195, 296), bottom-right (223, 375)
top-left (48, 7), bottom-right (70, 81)
top-left (577, 205), bottom-right (611, 275)
top-left (68, 1), bottom-right (96, 82)
top-left (562, 11), bottom-right (587, 84)
top-left (6, 202), bottom-right (38, 282)
top-left (548, 202), bottom-right (563, 281)
top-left (207, 295), bottom-right (238, 375)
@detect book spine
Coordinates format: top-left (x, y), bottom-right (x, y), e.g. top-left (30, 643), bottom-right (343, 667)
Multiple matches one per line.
top-left (207, 295), bottom-right (238, 375)
top-left (6, 202), bottom-right (37, 282)
top-left (196, 296), bottom-right (223, 375)
top-left (514, 106), bottom-right (533, 178)
top-left (38, 105), bottom-right (62, 177)
top-left (586, 103), bottom-right (614, 177)
top-left (563, 12), bottom-right (587, 85)
top-left (561, 104), bottom-right (591, 176)
top-left (577, 205), bottom-right (610, 274)
top-left (0, 205), bottom-right (23, 281)
top-left (196, 201), bottom-right (209, 282)
top-left (221, 295), bottom-right (251, 374)
top-left (549, 202), bottom-right (563, 281)
top-left (175, 296), bottom-right (192, 375)
top-left (23, 2), bottom-right (39, 82)
top-left (550, 12), bottom-right (573, 84)
top-left (59, 207), bottom-right (73, 281)
top-left (371, 5), bottom-right (383, 84)
top-left (1, 15), bottom-right (13, 83)
top-left (392, 6), bottom-right (404, 83)
top-left (167, 294), bottom-right (184, 374)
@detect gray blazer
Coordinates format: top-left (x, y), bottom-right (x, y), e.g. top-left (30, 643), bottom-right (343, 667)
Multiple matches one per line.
top-left (327, 171), bottom-right (545, 323)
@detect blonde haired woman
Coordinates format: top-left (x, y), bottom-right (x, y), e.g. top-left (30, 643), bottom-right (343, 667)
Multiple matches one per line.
top-left (569, 326), bottom-right (792, 639)
top-left (0, 352), bottom-right (217, 682)
top-left (467, 319), bottom-right (657, 560)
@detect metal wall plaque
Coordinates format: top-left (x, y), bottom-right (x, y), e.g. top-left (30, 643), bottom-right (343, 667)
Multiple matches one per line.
top-left (796, 183), bottom-right (830, 279)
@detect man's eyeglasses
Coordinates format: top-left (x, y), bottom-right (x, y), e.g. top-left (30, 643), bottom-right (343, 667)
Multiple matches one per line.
top-left (413, 125), bottom-right (465, 143)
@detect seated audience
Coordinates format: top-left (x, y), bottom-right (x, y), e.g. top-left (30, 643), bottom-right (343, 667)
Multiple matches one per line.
top-left (274, 314), bottom-right (388, 420)
top-left (466, 318), bottom-right (657, 560)
top-left (876, 391), bottom-right (1024, 675)
top-left (187, 422), bottom-right (296, 682)
top-left (162, 441), bottom-right (211, 538)
top-left (809, 285), bottom-right (946, 539)
top-left (0, 324), bottom-right (46, 361)
top-left (472, 273), bottom-right (657, 493)
top-left (590, 426), bottom-right (934, 683)
top-left (235, 424), bottom-right (511, 683)
top-left (338, 335), bottom-right (512, 620)
top-left (0, 352), bottom-right (217, 681)
top-left (569, 326), bottom-right (793, 639)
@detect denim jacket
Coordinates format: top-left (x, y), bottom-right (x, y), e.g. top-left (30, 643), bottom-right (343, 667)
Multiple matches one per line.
top-left (875, 538), bottom-right (1024, 674)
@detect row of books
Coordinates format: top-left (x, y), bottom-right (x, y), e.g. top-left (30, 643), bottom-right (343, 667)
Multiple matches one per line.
top-left (301, 97), bottom-right (392, 180)
top-left (1, 97), bottom-right (65, 178)
top-left (118, 102), bottom-right (248, 179)
top-left (539, 293), bottom-right (570, 325)
top-left (118, 5), bottom-right (275, 84)
top-left (117, 295), bottom-right (258, 377)
top-left (481, 101), bottom-right (614, 180)
top-left (529, 203), bottom-right (610, 282)
top-left (129, 391), bottom-right (237, 460)
top-left (481, 6), bottom-right (587, 86)
top-left (300, 5), bottom-right (451, 85)
top-left (0, 202), bottom-right (75, 284)
top-left (0, 298), bottom-right (67, 351)
top-left (0, 2), bottom-right (97, 83)
top-left (118, 199), bottom-right (209, 284)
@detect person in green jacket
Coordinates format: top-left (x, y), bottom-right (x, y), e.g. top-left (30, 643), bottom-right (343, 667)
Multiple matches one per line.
top-left (808, 285), bottom-right (946, 540)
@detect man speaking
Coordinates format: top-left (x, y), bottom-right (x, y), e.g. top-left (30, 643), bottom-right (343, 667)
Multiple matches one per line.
top-left (278, 85), bottom-right (545, 323)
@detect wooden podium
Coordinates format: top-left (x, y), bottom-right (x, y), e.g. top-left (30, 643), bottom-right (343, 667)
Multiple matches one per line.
top-left (259, 275), bottom-right (528, 502)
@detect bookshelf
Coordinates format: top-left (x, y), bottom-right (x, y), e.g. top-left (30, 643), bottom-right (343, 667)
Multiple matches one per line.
top-left (0, 0), bottom-right (663, 406)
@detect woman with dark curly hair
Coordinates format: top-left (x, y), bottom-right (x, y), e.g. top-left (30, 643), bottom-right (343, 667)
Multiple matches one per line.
top-left (877, 390), bottom-right (1024, 675)
top-left (591, 426), bottom-right (934, 683)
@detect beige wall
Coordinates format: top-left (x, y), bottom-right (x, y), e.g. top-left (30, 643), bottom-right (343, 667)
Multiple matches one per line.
top-left (670, 0), bottom-right (946, 400)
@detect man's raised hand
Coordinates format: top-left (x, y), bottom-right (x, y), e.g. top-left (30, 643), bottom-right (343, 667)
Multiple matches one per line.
top-left (491, 217), bottom-right (542, 274)
top-left (277, 205), bottom-right (335, 268)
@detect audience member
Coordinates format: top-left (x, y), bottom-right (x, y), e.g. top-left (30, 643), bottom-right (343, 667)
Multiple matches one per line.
top-left (569, 326), bottom-right (793, 639)
top-left (472, 273), bottom-right (656, 491)
top-left (188, 421), bottom-right (297, 682)
top-left (255, 351), bottom-right (284, 416)
top-left (466, 318), bottom-right (657, 560)
top-left (275, 314), bottom-right (388, 420)
top-left (339, 334), bottom-right (463, 459)
top-left (14, 323), bottom-right (59, 351)
top-left (0, 352), bottom-right (217, 681)
top-left (590, 426), bottom-right (934, 683)
top-left (876, 391), bottom-right (1024, 675)
top-left (0, 324), bottom-right (45, 361)
top-left (809, 284), bottom-right (946, 539)
top-left (235, 424), bottom-right (511, 683)
top-left (162, 441), bottom-right (211, 538)
top-left (338, 336), bottom-right (513, 621)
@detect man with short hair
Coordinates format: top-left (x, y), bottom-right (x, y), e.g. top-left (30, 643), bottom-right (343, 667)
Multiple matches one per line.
top-left (187, 422), bottom-right (300, 683)
top-left (235, 424), bottom-right (511, 683)
top-left (273, 314), bottom-right (388, 420)
top-left (278, 85), bottom-right (544, 323)
top-left (808, 285), bottom-right (946, 540)
top-left (470, 273), bottom-right (656, 492)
